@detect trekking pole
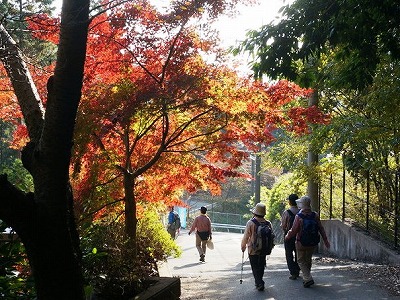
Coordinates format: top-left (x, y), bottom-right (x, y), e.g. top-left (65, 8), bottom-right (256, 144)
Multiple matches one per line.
top-left (240, 251), bottom-right (244, 284)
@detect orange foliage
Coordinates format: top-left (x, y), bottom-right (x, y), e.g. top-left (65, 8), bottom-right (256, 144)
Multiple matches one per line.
top-left (5, 0), bottom-right (330, 224)
top-left (10, 125), bottom-right (29, 150)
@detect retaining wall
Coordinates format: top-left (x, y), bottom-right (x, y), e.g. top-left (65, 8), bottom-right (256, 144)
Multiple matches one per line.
top-left (319, 219), bottom-right (400, 266)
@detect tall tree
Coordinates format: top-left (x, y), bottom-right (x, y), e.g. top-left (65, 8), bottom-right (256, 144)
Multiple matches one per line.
top-left (236, 0), bottom-right (400, 209)
top-left (0, 0), bottom-right (90, 298)
top-left (53, 1), bottom-right (327, 258)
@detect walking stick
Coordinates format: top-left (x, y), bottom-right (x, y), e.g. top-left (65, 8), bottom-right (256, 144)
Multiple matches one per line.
top-left (240, 251), bottom-right (244, 284)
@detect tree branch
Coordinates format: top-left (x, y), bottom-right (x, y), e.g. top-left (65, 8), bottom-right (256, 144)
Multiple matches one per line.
top-left (0, 24), bottom-right (44, 142)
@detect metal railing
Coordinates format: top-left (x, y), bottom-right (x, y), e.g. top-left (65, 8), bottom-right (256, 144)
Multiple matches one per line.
top-left (211, 223), bottom-right (246, 233)
top-left (319, 168), bottom-right (400, 252)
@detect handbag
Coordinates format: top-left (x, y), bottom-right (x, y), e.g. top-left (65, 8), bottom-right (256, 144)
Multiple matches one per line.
top-left (206, 239), bottom-right (214, 250)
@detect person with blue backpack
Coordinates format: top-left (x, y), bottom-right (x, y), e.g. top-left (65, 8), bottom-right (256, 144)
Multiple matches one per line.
top-left (285, 195), bottom-right (330, 288)
top-left (167, 206), bottom-right (180, 239)
top-left (241, 203), bottom-right (274, 291)
top-left (280, 194), bottom-right (301, 280)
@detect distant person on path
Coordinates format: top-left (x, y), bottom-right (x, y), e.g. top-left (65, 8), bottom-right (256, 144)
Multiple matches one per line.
top-left (241, 203), bottom-right (274, 291)
top-left (285, 195), bottom-right (330, 288)
top-left (280, 193), bottom-right (300, 280)
top-left (188, 206), bottom-right (212, 262)
top-left (167, 206), bottom-right (180, 239)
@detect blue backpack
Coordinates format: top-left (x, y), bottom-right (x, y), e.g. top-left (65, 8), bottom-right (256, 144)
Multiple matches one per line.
top-left (298, 212), bottom-right (320, 246)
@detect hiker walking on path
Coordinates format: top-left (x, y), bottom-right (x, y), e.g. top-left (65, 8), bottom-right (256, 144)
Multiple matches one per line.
top-left (167, 206), bottom-right (180, 239)
top-left (285, 195), bottom-right (330, 288)
top-left (188, 206), bottom-right (212, 262)
top-left (280, 193), bottom-right (300, 280)
top-left (241, 203), bottom-right (274, 292)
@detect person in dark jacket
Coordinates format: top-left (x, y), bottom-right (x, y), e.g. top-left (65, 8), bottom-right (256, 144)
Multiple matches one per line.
top-left (280, 194), bottom-right (300, 279)
top-left (285, 196), bottom-right (330, 288)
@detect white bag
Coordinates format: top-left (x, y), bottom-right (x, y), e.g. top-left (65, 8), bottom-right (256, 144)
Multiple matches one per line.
top-left (207, 239), bottom-right (214, 250)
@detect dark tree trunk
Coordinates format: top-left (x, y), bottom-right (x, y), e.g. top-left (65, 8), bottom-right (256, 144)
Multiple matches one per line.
top-left (124, 172), bottom-right (137, 254)
top-left (0, 0), bottom-right (90, 298)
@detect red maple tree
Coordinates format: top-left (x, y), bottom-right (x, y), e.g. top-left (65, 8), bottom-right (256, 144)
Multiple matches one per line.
top-left (4, 1), bottom-right (330, 256)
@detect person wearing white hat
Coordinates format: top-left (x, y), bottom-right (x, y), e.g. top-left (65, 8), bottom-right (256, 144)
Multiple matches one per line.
top-left (285, 195), bottom-right (330, 288)
top-left (241, 202), bottom-right (273, 291)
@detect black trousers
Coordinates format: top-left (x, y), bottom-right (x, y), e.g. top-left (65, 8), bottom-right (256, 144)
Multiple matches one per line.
top-left (284, 237), bottom-right (300, 276)
top-left (249, 254), bottom-right (266, 287)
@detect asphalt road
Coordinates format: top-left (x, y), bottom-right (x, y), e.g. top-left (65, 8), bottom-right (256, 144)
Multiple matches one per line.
top-left (158, 229), bottom-right (400, 300)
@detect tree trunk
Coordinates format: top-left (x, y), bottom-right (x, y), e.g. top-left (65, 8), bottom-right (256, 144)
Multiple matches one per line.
top-left (307, 90), bottom-right (319, 210)
top-left (124, 172), bottom-right (137, 254)
top-left (0, 0), bottom-right (90, 298)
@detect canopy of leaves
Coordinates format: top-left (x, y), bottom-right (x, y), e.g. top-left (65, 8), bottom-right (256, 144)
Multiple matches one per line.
top-left (20, 1), bottom-right (329, 227)
top-left (236, 0), bottom-right (400, 89)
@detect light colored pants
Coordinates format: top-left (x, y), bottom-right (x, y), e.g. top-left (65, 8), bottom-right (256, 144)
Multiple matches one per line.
top-left (296, 246), bottom-right (316, 282)
top-left (195, 233), bottom-right (207, 256)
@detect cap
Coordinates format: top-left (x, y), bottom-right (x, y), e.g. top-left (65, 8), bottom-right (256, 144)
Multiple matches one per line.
top-left (296, 196), bottom-right (311, 209)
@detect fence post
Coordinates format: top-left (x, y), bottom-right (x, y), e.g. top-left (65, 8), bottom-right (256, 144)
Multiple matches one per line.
top-left (395, 169), bottom-right (399, 249)
top-left (342, 157), bottom-right (346, 222)
top-left (366, 170), bottom-right (370, 232)
top-left (329, 173), bottom-right (333, 219)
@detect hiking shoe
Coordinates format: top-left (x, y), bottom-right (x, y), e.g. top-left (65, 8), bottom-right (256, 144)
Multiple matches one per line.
top-left (200, 254), bottom-right (205, 262)
top-left (289, 275), bottom-right (298, 280)
top-left (303, 280), bottom-right (314, 288)
top-left (256, 284), bottom-right (265, 291)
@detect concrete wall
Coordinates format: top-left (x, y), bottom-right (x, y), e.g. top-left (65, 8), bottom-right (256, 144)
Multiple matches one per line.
top-left (318, 219), bottom-right (400, 266)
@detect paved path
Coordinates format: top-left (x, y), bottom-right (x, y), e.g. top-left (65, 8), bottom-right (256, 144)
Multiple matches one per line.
top-left (159, 229), bottom-right (400, 300)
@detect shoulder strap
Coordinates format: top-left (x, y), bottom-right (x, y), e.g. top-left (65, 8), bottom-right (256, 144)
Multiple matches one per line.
top-left (251, 218), bottom-right (259, 226)
top-left (252, 218), bottom-right (269, 227)
top-left (287, 209), bottom-right (295, 217)
top-left (298, 211), bottom-right (316, 220)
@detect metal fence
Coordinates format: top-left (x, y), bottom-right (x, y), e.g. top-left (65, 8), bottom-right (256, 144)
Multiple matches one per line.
top-left (187, 207), bottom-right (283, 244)
top-left (187, 208), bottom-right (248, 233)
top-left (319, 168), bottom-right (400, 252)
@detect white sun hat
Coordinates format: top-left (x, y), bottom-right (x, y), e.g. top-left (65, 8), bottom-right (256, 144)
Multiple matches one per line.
top-left (296, 196), bottom-right (311, 209)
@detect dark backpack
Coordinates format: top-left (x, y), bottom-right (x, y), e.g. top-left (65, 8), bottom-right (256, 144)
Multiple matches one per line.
top-left (251, 218), bottom-right (275, 255)
top-left (286, 209), bottom-right (296, 234)
top-left (298, 212), bottom-right (320, 246)
top-left (173, 213), bottom-right (181, 230)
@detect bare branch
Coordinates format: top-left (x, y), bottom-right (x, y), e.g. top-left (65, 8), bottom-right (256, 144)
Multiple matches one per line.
top-left (0, 24), bottom-right (44, 142)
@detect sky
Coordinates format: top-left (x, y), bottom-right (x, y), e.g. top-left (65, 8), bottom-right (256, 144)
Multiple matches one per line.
top-left (55, 0), bottom-right (292, 74)
top-left (213, 1), bottom-right (290, 49)
top-left (212, 0), bottom-right (291, 74)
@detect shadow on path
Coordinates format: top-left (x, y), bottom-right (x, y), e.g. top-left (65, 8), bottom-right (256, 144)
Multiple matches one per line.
top-left (160, 230), bottom-right (399, 300)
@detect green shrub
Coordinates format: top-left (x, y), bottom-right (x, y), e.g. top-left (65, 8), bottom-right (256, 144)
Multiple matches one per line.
top-left (0, 226), bottom-right (35, 299)
top-left (81, 207), bottom-right (181, 299)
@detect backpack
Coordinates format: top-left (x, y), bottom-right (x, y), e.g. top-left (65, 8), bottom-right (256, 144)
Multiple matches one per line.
top-left (286, 209), bottom-right (296, 234)
top-left (251, 218), bottom-right (275, 255)
top-left (172, 212), bottom-right (181, 230)
top-left (298, 212), bottom-right (320, 246)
